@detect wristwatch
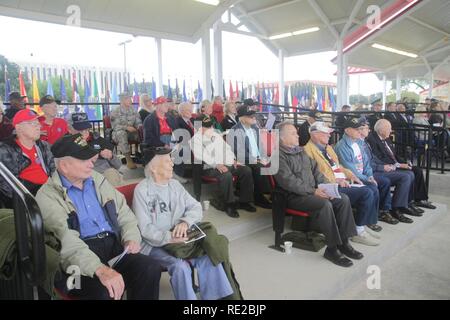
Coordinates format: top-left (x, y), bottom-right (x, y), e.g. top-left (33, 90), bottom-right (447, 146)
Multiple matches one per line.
top-left (395, 162), bottom-right (401, 168)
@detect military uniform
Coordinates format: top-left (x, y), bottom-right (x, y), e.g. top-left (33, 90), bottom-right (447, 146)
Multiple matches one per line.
top-left (110, 105), bottom-right (142, 154)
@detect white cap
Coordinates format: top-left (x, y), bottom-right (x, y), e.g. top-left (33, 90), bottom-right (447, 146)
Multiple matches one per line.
top-left (309, 122), bottom-right (334, 134)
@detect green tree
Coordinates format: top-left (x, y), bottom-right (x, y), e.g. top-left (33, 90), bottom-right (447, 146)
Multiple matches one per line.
top-left (0, 54), bottom-right (31, 101)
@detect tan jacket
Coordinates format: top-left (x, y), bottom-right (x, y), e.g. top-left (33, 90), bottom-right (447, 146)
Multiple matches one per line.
top-left (303, 141), bottom-right (354, 183)
top-left (36, 171), bottom-right (141, 277)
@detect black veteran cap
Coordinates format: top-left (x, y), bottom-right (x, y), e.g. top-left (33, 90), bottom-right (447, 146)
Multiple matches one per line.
top-left (142, 146), bottom-right (172, 166)
top-left (242, 98), bottom-right (256, 107)
top-left (70, 112), bottom-right (91, 131)
top-left (308, 110), bottom-right (322, 119)
top-left (237, 104), bottom-right (256, 117)
top-left (51, 133), bottom-right (99, 160)
top-left (196, 114), bottom-right (214, 128)
top-left (343, 117), bottom-right (363, 129)
top-left (371, 98), bottom-right (382, 105)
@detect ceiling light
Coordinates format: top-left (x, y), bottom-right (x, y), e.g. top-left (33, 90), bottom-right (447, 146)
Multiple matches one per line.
top-left (292, 27), bottom-right (320, 35)
top-left (269, 32), bottom-right (292, 40)
top-left (194, 0), bottom-right (219, 5)
top-left (372, 43), bottom-right (418, 58)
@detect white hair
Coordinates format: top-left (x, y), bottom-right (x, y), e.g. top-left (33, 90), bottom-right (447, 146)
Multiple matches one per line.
top-left (276, 121), bottom-right (295, 138)
top-left (54, 156), bottom-right (73, 168)
top-left (178, 102), bottom-right (192, 113)
top-left (374, 119), bottom-right (390, 134)
top-left (144, 154), bottom-right (166, 178)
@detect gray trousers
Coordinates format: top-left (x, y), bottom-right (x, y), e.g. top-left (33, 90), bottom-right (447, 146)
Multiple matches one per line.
top-left (382, 170), bottom-right (414, 208)
top-left (203, 165), bottom-right (254, 204)
top-left (287, 192), bottom-right (357, 247)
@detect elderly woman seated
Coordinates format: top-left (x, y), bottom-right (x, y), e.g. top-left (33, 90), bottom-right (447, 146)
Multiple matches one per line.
top-left (132, 148), bottom-right (242, 300)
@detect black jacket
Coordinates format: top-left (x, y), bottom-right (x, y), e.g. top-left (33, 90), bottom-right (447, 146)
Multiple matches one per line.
top-left (366, 131), bottom-right (404, 165)
top-left (298, 121), bottom-right (311, 146)
top-left (143, 112), bottom-right (177, 147)
top-left (221, 115), bottom-right (237, 131)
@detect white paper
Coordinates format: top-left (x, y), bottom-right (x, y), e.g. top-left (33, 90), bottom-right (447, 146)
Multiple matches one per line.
top-left (108, 247), bottom-right (129, 268)
top-left (318, 183), bottom-right (341, 199)
top-left (349, 184), bottom-right (365, 188)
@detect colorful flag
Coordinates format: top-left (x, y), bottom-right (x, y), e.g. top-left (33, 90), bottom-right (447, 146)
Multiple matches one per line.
top-left (287, 85), bottom-right (292, 108)
top-left (133, 79), bottom-right (139, 107)
top-left (93, 73), bottom-right (102, 120)
top-left (197, 80), bottom-right (203, 102)
top-left (46, 79), bottom-right (54, 97)
top-left (60, 76), bottom-right (67, 102)
top-left (175, 78), bottom-right (180, 101)
top-left (182, 80), bottom-right (187, 102)
top-left (5, 79), bottom-right (10, 103)
top-left (104, 75), bottom-right (110, 103)
top-left (210, 79), bottom-right (214, 100)
top-left (241, 82), bottom-right (244, 101)
top-left (151, 77), bottom-right (157, 100)
top-left (32, 71), bottom-right (42, 114)
top-left (235, 81), bottom-right (239, 101)
top-left (274, 84), bottom-right (279, 104)
top-left (84, 76), bottom-right (96, 120)
top-left (18, 71), bottom-right (28, 103)
top-left (111, 76), bottom-right (118, 103)
top-left (229, 80), bottom-right (234, 101)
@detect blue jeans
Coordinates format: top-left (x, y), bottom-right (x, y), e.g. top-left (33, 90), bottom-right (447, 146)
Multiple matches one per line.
top-left (339, 184), bottom-right (378, 226)
top-left (148, 247), bottom-right (233, 300)
top-left (373, 173), bottom-right (392, 211)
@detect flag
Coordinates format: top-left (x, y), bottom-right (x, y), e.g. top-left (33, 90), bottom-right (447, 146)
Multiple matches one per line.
top-left (46, 79), bottom-right (54, 97)
top-left (84, 76), bottom-right (96, 120)
top-left (182, 80), bottom-right (187, 102)
top-left (111, 76), bottom-right (118, 103)
top-left (60, 76), bottom-right (67, 102)
top-left (222, 80), bottom-right (226, 100)
top-left (5, 79), bottom-right (10, 103)
top-left (93, 73), bottom-right (102, 120)
top-left (324, 86), bottom-right (329, 112)
top-left (287, 85), bottom-right (292, 108)
top-left (133, 79), bottom-right (139, 107)
top-left (151, 77), bottom-right (157, 100)
top-left (261, 84), bottom-right (267, 111)
top-left (167, 79), bottom-right (173, 100)
top-left (32, 71), bottom-right (42, 114)
top-left (175, 78), bottom-right (180, 101)
top-left (229, 80), bottom-right (234, 100)
top-left (241, 82), bottom-right (244, 101)
top-left (72, 70), bottom-right (79, 103)
top-left (18, 71), bottom-right (28, 103)
top-left (274, 84), bottom-right (279, 104)
top-left (210, 79), bottom-right (214, 100)
top-left (235, 81), bottom-right (239, 101)
top-left (196, 80), bottom-right (203, 102)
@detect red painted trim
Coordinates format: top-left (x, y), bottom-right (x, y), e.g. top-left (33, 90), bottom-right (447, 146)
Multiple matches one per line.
top-left (419, 81), bottom-right (449, 94)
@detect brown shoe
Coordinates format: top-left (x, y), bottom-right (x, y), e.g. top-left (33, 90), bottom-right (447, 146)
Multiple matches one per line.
top-left (125, 154), bottom-right (137, 169)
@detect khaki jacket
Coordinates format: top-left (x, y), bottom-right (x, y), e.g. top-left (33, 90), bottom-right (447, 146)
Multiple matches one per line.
top-left (36, 171), bottom-right (141, 277)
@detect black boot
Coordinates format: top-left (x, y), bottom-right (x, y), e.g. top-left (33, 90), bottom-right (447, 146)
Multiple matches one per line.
top-left (225, 203), bottom-right (239, 218)
top-left (324, 246), bottom-right (353, 267)
top-left (338, 240), bottom-right (364, 260)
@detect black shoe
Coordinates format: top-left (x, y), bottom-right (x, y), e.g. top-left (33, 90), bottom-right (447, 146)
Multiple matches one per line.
top-left (391, 210), bottom-right (413, 223)
top-left (379, 212), bottom-right (399, 225)
top-left (238, 202), bottom-right (257, 212)
top-left (324, 247), bottom-right (353, 267)
top-left (414, 200), bottom-right (436, 210)
top-left (338, 242), bottom-right (364, 260)
top-left (210, 198), bottom-right (226, 212)
top-left (225, 205), bottom-right (240, 218)
top-left (409, 204), bottom-right (424, 214)
top-left (400, 207), bottom-right (422, 217)
top-left (367, 224), bottom-right (382, 232)
top-left (254, 196), bottom-right (272, 209)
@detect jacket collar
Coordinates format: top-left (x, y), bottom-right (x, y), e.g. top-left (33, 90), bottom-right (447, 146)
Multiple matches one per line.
top-left (280, 144), bottom-right (303, 155)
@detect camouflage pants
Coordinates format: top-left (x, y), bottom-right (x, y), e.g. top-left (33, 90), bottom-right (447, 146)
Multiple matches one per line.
top-left (113, 130), bottom-right (139, 154)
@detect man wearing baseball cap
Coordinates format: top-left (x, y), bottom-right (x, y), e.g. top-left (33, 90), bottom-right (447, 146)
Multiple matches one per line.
top-left (4, 91), bottom-right (27, 121)
top-left (35, 134), bottom-right (161, 300)
top-left (110, 92), bottom-right (142, 169)
top-left (305, 121), bottom-right (381, 246)
top-left (38, 95), bottom-right (68, 145)
top-left (298, 110), bottom-right (323, 146)
top-left (0, 109), bottom-right (55, 208)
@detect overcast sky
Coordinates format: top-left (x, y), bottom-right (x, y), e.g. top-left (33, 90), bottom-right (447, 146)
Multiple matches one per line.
top-left (0, 15), bottom-right (384, 96)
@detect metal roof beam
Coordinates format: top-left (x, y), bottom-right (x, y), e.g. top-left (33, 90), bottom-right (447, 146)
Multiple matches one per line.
top-left (433, 54), bottom-right (450, 71)
top-left (236, 0), bottom-right (303, 18)
top-left (307, 0), bottom-right (339, 40)
top-left (406, 16), bottom-right (450, 37)
top-left (340, 0), bottom-right (365, 38)
top-left (423, 44), bottom-right (450, 58)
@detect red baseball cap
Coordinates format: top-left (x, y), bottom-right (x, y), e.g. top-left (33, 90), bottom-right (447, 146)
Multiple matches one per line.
top-left (154, 96), bottom-right (167, 105)
top-left (12, 109), bottom-right (39, 127)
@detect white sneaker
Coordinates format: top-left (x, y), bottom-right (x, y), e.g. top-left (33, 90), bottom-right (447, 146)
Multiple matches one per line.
top-left (365, 226), bottom-right (381, 239)
top-left (172, 173), bottom-right (188, 184)
top-left (351, 231), bottom-right (380, 246)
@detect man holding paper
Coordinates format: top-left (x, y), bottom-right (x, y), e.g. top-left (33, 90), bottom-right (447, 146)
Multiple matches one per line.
top-left (304, 122), bottom-right (381, 246)
top-left (36, 134), bottom-right (161, 300)
top-left (275, 121), bottom-right (362, 268)
top-left (133, 148), bottom-right (241, 300)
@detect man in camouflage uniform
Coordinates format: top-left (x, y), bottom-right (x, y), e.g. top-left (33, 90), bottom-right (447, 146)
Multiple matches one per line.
top-left (111, 92), bottom-right (142, 169)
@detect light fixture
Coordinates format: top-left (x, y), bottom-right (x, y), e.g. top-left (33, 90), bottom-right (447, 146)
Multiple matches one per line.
top-left (194, 0), bottom-right (219, 5)
top-left (269, 27), bottom-right (320, 40)
top-left (371, 43), bottom-right (418, 58)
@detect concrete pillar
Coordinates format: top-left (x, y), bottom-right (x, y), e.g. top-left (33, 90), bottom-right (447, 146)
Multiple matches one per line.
top-left (336, 41), bottom-right (344, 109)
top-left (213, 23), bottom-right (223, 99)
top-left (278, 49), bottom-right (285, 106)
top-left (155, 38), bottom-right (164, 97)
top-left (396, 69), bottom-right (402, 101)
top-left (428, 72), bottom-right (434, 98)
top-left (382, 74), bottom-right (387, 109)
top-left (201, 27), bottom-right (212, 101)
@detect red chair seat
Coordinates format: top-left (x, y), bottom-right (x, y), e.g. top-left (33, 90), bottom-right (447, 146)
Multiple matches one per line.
top-left (201, 175), bottom-right (238, 184)
top-left (116, 183), bottom-right (139, 207)
top-left (285, 208), bottom-right (310, 217)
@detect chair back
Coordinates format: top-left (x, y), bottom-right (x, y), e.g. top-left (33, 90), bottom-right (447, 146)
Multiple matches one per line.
top-left (116, 183), bottom-right (139, 208)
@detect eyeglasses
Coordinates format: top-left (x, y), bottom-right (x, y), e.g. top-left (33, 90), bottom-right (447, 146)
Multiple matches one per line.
top-left (21, 121), bottom-right (40, 127)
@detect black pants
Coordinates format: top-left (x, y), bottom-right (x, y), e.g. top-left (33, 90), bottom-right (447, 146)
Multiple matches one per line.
top-left (204, 165), bottom-right (254, 204)
top-left (287, 193), bottom-right (357, 247)
top-left (400, 167), bottom-right (428, 201)
top-left (66, 235), bottom-right (161, 300)
top-left (247, 163), bottom-right (272, 202)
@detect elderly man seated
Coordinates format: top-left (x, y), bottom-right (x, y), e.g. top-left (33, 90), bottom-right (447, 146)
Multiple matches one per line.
top-left (38, 95), bottom-right (68, 145)
top-left (275, 121), bottom-right (363, 267)
top-left (0, 109), bottom-right (55, 208)
top-left (36, 134), bottom-right (161, 300)
top-left (68, 112), bottom-right (123, 186)
top-left (111, 92), bottom-right (142, 169)
top-left (0, 102), bottom-right (14, 141)
top-left (132, 148), bottom-right (242, 300)
top-left (304, 122), bottom-right (381, 246)
top-left (367, 119), bottom-right (435, 217)
top-left (191, 115), bottom-right (255, 218)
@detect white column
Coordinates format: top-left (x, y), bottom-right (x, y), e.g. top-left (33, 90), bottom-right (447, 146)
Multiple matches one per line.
top-left (396, 69), bottom-right (402, 101)
top-left (336, 41), bottom-right (344, 109)
top-left (278, 49), bottom-right (285, 106)
top-left (213, 23), bottom-right (223, 99)
top-left (155, 38), bottom-right (164, 97)
top-left (382, 74), bottom-right (387, 109)
top-left (201, 27), bottom-right (212, 101)
top-left (428, 72), bottom-right (434, 98)
top-left (343, 54), bottom-right (349, 105)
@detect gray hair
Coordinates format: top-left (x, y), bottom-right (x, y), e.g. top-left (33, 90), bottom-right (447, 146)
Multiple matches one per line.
top-left (54, 156), bottom-right (72, 168)
top-left (223, 101), bottom-right (235, 115)
top-left (374, 119), bottom-right (390, 134)
top-left (178, 102), bottom-right (192, 113)
top-left (276, 121), bottom-right (295, 138)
